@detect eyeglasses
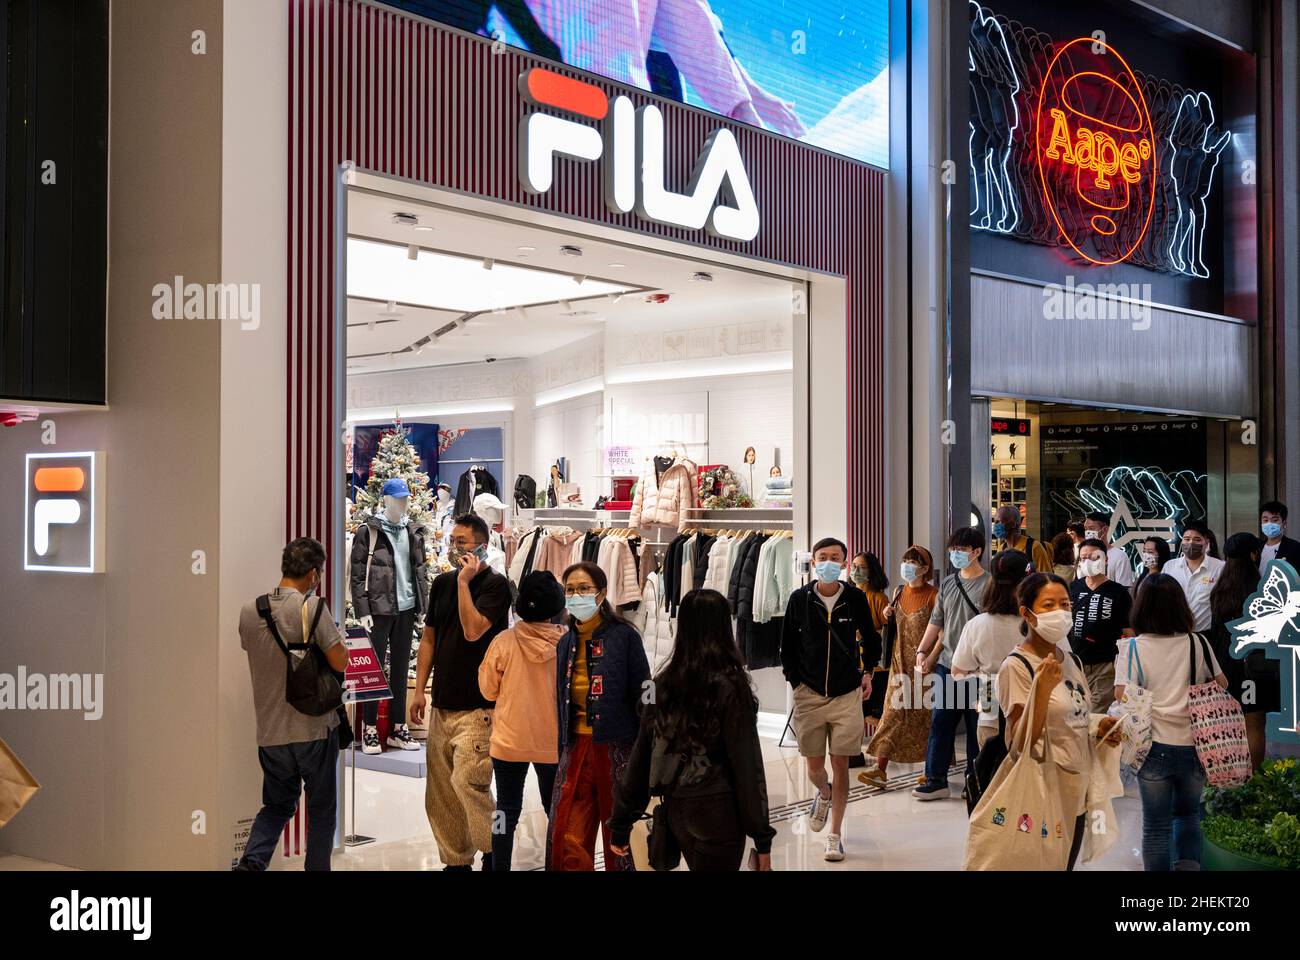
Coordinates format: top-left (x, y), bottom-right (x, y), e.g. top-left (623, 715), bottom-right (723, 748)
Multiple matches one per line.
top-left (564, 586), bottom-right (598, 597)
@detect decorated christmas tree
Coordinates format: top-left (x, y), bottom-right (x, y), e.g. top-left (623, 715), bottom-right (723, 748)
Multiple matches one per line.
top-left (349, 422), bottom-right (435, 531)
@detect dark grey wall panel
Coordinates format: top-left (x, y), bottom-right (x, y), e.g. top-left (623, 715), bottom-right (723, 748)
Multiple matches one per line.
top-left (971, 273), bottom-right (1254, 418)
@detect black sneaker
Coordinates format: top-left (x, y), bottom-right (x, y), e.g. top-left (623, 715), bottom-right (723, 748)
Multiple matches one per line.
top-left (361, 724), bottom-right (381, 755)
top-left (387, 723), bottom-right (420, 751)
top-left (479, 852), bottom-right (494, 871)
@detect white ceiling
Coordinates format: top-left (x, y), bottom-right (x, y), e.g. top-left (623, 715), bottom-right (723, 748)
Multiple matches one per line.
top-left (345, 189), bottom-right (797, 374)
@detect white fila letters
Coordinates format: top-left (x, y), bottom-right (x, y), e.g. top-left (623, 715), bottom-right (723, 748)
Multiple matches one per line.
top-left (519, 68), bottom-right (760, 243)
top-left (25, 451), bottom-right (105, 573)
top-left (33, 499), bottom-right (81, 556)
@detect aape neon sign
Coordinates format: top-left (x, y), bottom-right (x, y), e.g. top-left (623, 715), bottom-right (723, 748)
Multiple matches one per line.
top-left (518, 68), bottom-right (760, 242)
top-left (1035, 37), bottom-right (1156, 266)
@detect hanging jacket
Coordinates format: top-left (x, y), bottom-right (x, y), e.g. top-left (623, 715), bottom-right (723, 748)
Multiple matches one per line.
top-left (690, 533), bottom-right (716, 592)
top-left (727, 535), bottom-right (762, 613)
top-left (733, 535), bottom-right (769, 625)
top-left (779, 581), bottom-right (881, 698)
top-left (598, 537), bottom-right (642, 608)
top-left (454, 466), bottom-right (499, 516)
top-left (628, 456), bottom-right (699, 529)
top-left (753, 537), bottom-right (795, 625)
top-left (537, 528), bottom-right (584, 581)
top-left (348, 516), bottom-right (430, 618)
top-left (632, 572), bottom-right (675, 675)
top-left (508, 528), bottom-right (545, 585)
top-left (556, 615), bottom-right (650, 746)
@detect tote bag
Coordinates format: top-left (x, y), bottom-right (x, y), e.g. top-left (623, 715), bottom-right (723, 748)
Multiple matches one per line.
top-left (963, 669), bottom-right (1072, 871)
top-left (1186, 633), bottom-right (1251, 788)
top-left (1112, 642), bottom-right (1154, 774)
top-left (0, 735), bottom-right (40, 828)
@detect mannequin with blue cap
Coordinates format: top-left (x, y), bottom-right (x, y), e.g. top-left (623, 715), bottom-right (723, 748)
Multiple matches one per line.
top-left (349, 477), bottom-right (430, 754)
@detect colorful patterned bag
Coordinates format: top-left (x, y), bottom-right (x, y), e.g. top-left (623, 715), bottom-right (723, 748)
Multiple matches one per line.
top-left (1186, 633), bottom-right (1251, 788)
top-left (1111, 641), bottom-right (1153, 774)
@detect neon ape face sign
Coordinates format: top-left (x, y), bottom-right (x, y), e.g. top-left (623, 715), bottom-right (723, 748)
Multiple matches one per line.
top-left (1035, 37), bottom-right (1156, 267)
top-left (518, 67), bottom-right (760, 243)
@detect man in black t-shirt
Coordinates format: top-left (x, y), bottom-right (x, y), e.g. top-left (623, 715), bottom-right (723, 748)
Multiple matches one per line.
top-left (1067, 538), bottom-right (1133, 712)
top-left (410, 514), bottom-right (513, 870)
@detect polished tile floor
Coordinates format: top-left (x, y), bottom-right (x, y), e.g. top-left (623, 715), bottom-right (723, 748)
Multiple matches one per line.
top-left (308, 719), bottom-right (1146, 872)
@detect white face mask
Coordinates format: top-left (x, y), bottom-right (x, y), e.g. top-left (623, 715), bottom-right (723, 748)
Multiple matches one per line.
top-left (1079, 556), bottom-right (1106, 578)
top-left (1029, 608), bottom-right (1073, 645)
top-left (1141, 552), bottom-right (1159, 569)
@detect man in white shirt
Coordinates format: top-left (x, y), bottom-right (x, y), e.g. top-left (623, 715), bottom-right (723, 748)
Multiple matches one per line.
top-left (1085, 511), bottom-right (1134, 587)
top-left (1162, 521), bottom-right (1224, 631)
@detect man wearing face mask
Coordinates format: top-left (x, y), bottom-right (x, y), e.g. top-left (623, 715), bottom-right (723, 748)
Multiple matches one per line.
top-left (1067, 539), bottom-right (1132, 712)
top-left (410, 513), bottom-right (514, 870)
top-left (780, 538), bottom-right (881, 862)
top-left (1163, 520), bottom-right (1224, 632)
top-left (991, 505), bottom-right (1052, 574)
top-left (1083, 512), bottom-right (1134, 587)
top-left (1259, 501), bottom-right (1300, 574)
top-left (236, 538), bottom-right (349, 871)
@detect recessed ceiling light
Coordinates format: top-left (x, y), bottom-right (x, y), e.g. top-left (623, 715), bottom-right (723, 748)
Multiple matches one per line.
top-left (517, 245), bottom-right (536, 253)
top-left (392, 212), bottom-right (419, 227)
top-left (482, 258), bottom-right (494, 272)
top-left (414, 225), bottom-right (434, 233)
top-left (689, 271), bottom-right (714, 283)
top-left (559, 245), bottom-right (583, 258)
top-left (607, 262), bottom-right (626, 269)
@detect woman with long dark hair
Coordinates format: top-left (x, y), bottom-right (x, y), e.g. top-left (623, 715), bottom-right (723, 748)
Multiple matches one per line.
top-left (952, 550), bottom-right (1030, 747)
top-left (547, 561), bottom-right (649, 871)
top-left (1210, 533), bottom-right (1274, 770)
top-left (1133, 536), bottom-right (1172, 597)
top-left (610, 589), bottom-right (774, 870)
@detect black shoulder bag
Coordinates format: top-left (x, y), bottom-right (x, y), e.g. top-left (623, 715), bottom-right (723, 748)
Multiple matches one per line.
top-left (646, 735), bottom-right (687, 871)
top-left (256, 594), bottom-right (345, 717)
top-left (964, 651), bottom-right (1032, 814)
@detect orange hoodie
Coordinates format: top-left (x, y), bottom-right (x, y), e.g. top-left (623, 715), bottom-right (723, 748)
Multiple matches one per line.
top-left (477, 620), bottom-right (565, 763)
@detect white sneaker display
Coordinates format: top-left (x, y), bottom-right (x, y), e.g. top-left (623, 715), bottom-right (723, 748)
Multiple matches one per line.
top-left (386, 723), bottom-right (420, 751)
top-left (808, 788), bottom-right (831, 832)
top-left (824, 834), bottom-right (845, 862)
top-left (361, 724), bottom-right (381, 755)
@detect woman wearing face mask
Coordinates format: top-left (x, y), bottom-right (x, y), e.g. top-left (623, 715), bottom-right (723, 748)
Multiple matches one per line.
top-left (1050, 533), bottom-right (1077, 581)
top-left (851, 552), bottom-right (891, 632)
top-left (547, 562), bottom-right (650, 871)
top-left (996, 573), bottom-right (1123, 870)
top-left (1209, 533), bottom-right (1275, 771)
top-left (860, 547), bottom-right (938, 788)
top-left (1133, 536), bottom-right (1172, 598)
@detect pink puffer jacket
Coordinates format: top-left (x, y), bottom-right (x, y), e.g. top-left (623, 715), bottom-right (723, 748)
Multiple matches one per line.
top-left (629, 457), bottom-right (699, 529)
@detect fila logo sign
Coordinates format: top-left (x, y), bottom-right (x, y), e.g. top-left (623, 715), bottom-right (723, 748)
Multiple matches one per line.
top-left (518, 68), bottom-right (760, 242)
top-left (25, 452), bottom-right (104, 573)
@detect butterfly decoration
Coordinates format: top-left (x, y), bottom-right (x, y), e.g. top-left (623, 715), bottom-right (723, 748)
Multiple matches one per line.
top-left (1228, 559), bottom-right (1300, 746)
top-left (1232, 562), bottom-right (1300, 655)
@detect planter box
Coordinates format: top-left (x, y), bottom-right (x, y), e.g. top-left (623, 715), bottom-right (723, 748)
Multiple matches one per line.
top-left (1201, 837), bottom-right (1284, 872)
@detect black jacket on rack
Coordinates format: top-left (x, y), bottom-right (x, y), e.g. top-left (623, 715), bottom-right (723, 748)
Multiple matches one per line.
top-left (691, 534), bottom-right (716, 592)
top-left (727, 535), bottom-right (762, 613)
top-left (662, 533), bottom-right (691, 616)
top-left (454, 466), bottom-right (499, 516)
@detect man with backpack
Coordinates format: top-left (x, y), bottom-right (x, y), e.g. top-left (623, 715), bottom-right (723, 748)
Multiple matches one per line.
top-left (235, 537), bottom-right (348, 871)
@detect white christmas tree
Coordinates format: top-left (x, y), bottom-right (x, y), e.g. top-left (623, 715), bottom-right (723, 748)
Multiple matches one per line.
top-left (349, 422), bottom-right (434, 531)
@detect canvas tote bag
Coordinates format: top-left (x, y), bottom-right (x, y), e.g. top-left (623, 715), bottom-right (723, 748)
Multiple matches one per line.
top-left (1112, 641), bottom-right (1154, 774)
top-left (963, 666), bottom-right (1072, 871)
top-left (0, 735), bottom-right (40, 828)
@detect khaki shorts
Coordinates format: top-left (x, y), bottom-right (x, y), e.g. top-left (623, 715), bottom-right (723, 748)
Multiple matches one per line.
top-left (792, 685), bottom-right (864, 758)
top-left (1082, 661), bottom-right (1116, 714)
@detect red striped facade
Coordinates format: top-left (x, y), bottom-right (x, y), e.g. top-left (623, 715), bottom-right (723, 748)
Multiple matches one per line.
top-left (288, 0), bottom-right (887, 572)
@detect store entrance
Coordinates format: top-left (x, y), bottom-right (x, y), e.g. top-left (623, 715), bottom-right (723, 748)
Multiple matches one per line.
top-left (976, 398), bottom-right (1258, 575)
top-left (332, 174), bottom-right (826, 856)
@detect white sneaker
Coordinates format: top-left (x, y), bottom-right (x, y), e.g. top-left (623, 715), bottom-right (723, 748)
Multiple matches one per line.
top-left (808, 789), bottom-right (831, 832)
top-left (361, 725), bottom-right (381, 755)
top-left (387, 723), bottom-right (420, 751)
top-left (824, 834), bottom-right (845, 862)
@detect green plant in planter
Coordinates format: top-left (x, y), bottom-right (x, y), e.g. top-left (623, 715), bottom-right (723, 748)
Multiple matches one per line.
top-left (1203, 759), bottom-right (1300, 869)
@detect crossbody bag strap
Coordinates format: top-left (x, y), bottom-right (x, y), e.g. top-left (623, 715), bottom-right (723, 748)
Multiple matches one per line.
top-left (1000, 652), bottom-right (1035, 740)
top-left (952, 573), bottom-right (980, 616)
top-left (1189, 632), bottom-right (1213, 685)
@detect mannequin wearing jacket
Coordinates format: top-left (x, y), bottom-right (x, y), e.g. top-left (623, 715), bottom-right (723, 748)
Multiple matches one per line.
top-left (349, 478), bottom-right (431, 754)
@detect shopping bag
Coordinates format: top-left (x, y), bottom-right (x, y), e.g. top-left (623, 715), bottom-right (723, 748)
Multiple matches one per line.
top-left (1186, 634), bottom-right (1251, 788)
top-left (1111, 642), bottom-right (1153, 774)
top-left (963, 668), bottom-right (1071, 871)
top-left (0, 736), bottom-right (40, 828)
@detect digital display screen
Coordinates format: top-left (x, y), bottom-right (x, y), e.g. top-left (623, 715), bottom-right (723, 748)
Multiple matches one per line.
top-left (381, 0), bottom-right (890, 168)
top-left (990, 417), bottom-right (1031, 436)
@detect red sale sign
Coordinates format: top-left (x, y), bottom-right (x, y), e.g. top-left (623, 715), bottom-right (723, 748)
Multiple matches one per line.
top-left (343, 627), bottom-right (392, 704)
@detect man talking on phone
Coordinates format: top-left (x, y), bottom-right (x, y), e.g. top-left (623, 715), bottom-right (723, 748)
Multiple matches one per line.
top-left (410, 514), bottom-right (514, 871)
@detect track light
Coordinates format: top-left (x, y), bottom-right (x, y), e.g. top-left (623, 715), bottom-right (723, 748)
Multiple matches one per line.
top-left (574, 275), bottom-right (586, 286)
top-left (483, 258), bottom-right (494, 271)
top-left (517, 305), bottom-right (530, 321)
top-left (559, 299), bottom-right (573, 312)
top-left (407, 244), bottom-right (419, 261)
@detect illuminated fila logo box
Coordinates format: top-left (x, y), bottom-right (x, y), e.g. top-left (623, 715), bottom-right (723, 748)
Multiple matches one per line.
top-left (25, 452), bottom-right (104, 573)
top-left (518, 67), bottom-right (760, 242)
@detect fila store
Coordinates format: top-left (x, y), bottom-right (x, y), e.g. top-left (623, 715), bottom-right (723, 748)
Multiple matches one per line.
top-left (962, 0), bottom-right (1263, 568)
top-left (282, 2), bottom-right (889, 853)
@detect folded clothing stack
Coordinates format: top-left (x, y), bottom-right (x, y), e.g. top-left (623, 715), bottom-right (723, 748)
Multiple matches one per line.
top-left (762, 476), bottom-right (793, 506)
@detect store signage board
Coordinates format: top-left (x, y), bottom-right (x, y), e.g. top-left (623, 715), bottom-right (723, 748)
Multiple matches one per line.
top-left (1229, 560), bottom-right (1300, 746)
top-left (990, 417), bottom-right (1031, 437)
top-left (343, 627), bottom-right (393, 704)
top-left (24, 451), bottom-right (104, 573)
top-left (518, 67), bottom-right (760, 242)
